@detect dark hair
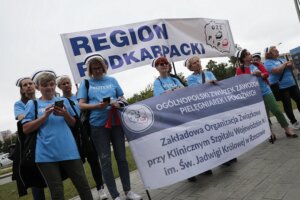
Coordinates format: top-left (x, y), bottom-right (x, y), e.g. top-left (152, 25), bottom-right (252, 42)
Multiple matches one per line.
top-left (239, 49), bottom-right (248, 64)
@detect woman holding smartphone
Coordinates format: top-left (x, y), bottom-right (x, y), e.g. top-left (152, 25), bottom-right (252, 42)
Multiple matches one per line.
top-left (56, 75), bottom-right (108, 200)
top-left (77, 54), bottom-right (142, 200)
top-left (22, 70), bottom-right (93, 200)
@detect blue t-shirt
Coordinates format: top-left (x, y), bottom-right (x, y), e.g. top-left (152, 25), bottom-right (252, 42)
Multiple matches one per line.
top-left (264, 58), bottom-right (296, 89)
top-left (22, 97), bottom-right (79, 163)
top-left (153, 76), bottom-right (183, 96)
top-left (187, 71), bottom-right (216, 86)
top-left (14, 100), bottom-right (26, 120)
top-left (77, 76), bottom-right (124, 126)
top-left (248, 64), bottom-right (272, 96)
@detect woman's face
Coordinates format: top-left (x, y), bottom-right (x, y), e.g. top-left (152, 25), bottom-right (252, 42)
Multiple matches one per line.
top-left (188, 58), bottom-right (202, 72)
top-left (39, 80), bottom-right (56, 99)
top-left (270, 47), bottom-right (279, 58)
top-left (21, 79), bottom-right (35, 96)
top-left (90, 63), bottom-right (105, 78)
top-left (156, 61), bottom-right (170, 74)
top-left (59, 79), bottom-right (72, 94)
top-left (242, 51), bottom-right (252, 63)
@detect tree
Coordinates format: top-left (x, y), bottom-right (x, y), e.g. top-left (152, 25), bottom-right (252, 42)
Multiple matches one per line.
top-left (205, 60), bottom-right (236, 81)
top-left (127, 84), bottom-right (153, 104)
top-left (1, 134), bottom-right (17, 153)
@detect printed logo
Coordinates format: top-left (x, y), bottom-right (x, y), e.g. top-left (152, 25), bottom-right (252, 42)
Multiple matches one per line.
top-left (121, 104), bottom-right (154, 133)
top-left (204, 21), bottom-right (230, 53)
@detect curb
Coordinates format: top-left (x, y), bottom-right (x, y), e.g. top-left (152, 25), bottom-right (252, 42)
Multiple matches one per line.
top-left (0, 172), bottom-right (12, 180)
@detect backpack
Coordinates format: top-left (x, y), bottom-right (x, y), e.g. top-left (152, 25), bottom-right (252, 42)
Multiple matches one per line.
top-left (17, 100), bottom-right (47, 188)
top-left (79, 79), bottom-right (97, 155)
top-left (66, 97), bottom-right (86, 162)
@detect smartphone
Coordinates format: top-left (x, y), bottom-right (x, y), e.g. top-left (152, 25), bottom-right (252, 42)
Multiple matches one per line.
top-left (54, 100), bottom-right (64, 108)
top-left (103, 97), bottom-right (111, 103)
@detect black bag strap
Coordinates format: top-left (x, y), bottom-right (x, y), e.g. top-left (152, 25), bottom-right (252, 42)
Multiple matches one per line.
top-left (85, 79), bottom-right (90, 103)
top-left (32, 99), bottom-right (38, 119)
top-left (202, 72), bottom-right (206, 84)
top-left (278, 60), bottom-right (286, 82)
top-left (66, 98), bottom-right (79, 118)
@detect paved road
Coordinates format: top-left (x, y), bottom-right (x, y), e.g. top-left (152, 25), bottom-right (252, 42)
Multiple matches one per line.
top-left (0, 175), bottom-right (12, 185)
top-left (71, 111), bottom-right (300, 200)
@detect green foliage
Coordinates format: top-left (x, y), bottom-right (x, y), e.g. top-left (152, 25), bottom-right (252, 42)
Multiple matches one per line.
top-left (127, 84), bottom-right (153, 104)
top-left (205, 59), bottom-right (236, 81)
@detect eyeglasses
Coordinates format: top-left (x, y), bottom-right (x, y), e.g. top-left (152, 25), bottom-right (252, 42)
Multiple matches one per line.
top-left (91, 67), bottom-right (102, 71)
top-left (158, 62), bottom-right (169, 66)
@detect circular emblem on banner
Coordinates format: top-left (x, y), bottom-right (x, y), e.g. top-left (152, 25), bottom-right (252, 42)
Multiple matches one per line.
top-left (121, 104), bottom-right (154, 133)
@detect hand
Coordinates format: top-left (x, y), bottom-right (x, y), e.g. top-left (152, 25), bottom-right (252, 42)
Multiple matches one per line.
top-left (43, 105), bottom-right (54, 118)
top-left (209, 80), bottom-right (218, 85)
top-left (97, 102), bottom-right (109, 109)
top-left (286, 61), bottom-right (294, 69)
top-left (53, 105), bottom-right (66, 116)
top-left (252, 71), bottom-right (261, 77)
top-left (111, 102), bottom-right (121, 108)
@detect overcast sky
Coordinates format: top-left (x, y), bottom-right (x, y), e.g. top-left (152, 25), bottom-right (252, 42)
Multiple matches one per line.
top-left (1, 0), bottom-right (300, 132)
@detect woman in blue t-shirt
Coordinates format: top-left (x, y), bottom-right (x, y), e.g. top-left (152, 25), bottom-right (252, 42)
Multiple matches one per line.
top-left (264, 46), bottom-right (300, 130)
top-left (235, 49), bottom-right (297, 140)
top-left (152, 56), bottom-right (184, 96)
top-left (14, 77), bottom-right (46, 200)
top-left (22, 71), bottom-right (93, 200)
top-left (57, 75), bottom-right (108, 200)
top-left (77, 54), bottom-right (142, 200)
top-left (184, 56), bottom-right (216, 178)
top-left (185, 56), bottom-right (217, 86)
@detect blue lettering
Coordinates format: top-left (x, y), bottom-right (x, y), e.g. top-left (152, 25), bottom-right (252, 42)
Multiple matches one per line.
top-left (109, 55), bottom-right (123, 69)
top-left (92, 33), bottom-right (111, 51)
top-left (180, 43), bottom-right (191, 55)
top-left (169, 45), bottom-right (181, 58)
top-left (151, 45), bottom-right (163, 58)
top-left (110, 30), bottom-right (130, 47)
top-left (153, 24), bottom-right (168, 39)
top-left (191, 43), bottom-right (201, 54)
top-left (128, 28), bottom-right (138, 45)
top-left (200, 43), bottom-right (206, 54)
top-left (162, 45), bottom-right (170, 56)
top-left (70, 37), bottom-right (92, 56)
top-left (140, 48), bottom-right (154, 61)
top-left (138, 26), bottom-right (154, 42)
top-left (77, 62), bottom-right (86, 77)
top-left (123, 51), bottom-right (140, 64)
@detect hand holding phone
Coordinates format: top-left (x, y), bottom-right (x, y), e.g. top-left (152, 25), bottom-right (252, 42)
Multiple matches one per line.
top-left (103, 97), bottom-right (111, 103)
top-left (54, 100), bottom-right (64, 108)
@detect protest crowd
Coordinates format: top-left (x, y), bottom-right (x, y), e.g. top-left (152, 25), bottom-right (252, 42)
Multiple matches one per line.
top-left (10, 42), bottom-right (300, 200)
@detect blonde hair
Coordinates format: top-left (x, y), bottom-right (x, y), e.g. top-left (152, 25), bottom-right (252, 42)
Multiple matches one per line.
top-left (56, 75), bottom-right (71, 88)
top-left (187, 56), bottom-right (201, 69)
top-left (35, 73), bottom-right (56, 86)
top-left (265, 46), bottom-right (276, 59)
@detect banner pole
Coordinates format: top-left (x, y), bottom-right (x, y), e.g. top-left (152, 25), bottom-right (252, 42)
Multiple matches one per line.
top-left (171, 61), bottom-right (177, 76)
top-left (146, 189), bottom-right (152, 200)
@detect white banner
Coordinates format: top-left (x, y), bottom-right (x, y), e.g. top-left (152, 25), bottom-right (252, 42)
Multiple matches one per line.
top-left (61, 18), bottom-right (235, 83)
top-left (120, 75), bottom-right (270, 189)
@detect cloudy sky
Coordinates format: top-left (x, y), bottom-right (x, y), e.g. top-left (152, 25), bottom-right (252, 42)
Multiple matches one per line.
top-left (1, 0), bottom-right (300, 132)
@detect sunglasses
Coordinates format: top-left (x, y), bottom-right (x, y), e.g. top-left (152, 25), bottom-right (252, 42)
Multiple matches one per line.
top-left (158, 62), bottom-right (169, 66)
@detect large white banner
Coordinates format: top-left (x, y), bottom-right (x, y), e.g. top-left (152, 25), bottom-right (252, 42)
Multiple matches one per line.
top-left (120, 75), bottom-right (270, 189)
top-left (61, 18), bottom-right (235, 83)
